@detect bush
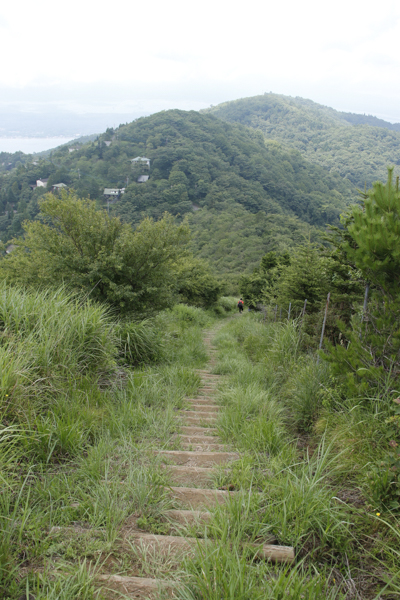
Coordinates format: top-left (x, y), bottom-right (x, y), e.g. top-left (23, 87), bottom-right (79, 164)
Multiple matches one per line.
top-left (117, 319), bottom-right (165, 365)
top-left (284, 357), bottom-right (330, 432)
top-left (0, 191), bottom-right (190, 314)
top-left (218, 296), bottom-right (238, 312)
top-left (218, 384), bottom-right (287, 455)
top-left (0, 285), bottom-right (118, 423)
top-left (171, 304), bottom-right (211, 327)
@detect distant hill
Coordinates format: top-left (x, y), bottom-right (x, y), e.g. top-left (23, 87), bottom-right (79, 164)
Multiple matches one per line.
top-left (0, 109), bottom-right (354, 275)
top-left (204, 94), bottom-right (400, 188)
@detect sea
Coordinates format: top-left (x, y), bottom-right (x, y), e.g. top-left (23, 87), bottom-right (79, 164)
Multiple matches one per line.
top-left (0, 137), bottom-right (76, 154)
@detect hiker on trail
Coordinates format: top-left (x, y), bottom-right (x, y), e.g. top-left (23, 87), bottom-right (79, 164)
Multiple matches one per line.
top-left (238, 298), bottom-right (244, 313)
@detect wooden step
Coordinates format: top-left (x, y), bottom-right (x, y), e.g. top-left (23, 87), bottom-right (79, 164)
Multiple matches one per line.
top-left (164, 509), bottom-right (211, 526)
top-left (169, 486), bottom-right (233, 508)
top-left (252, 543), bottom-right (295, 563)
top-left (180, 410), bottom-right (217, 420)
top-left (186, 398), bottom-right (217, 405)
top-left (199, 375), bottom-right (220, 379)
top-left (96, 574), bottom-right (172, 598)
top-left (125, 531), bottom-right (198, 557)
top-left (158, 450), bottom-right (238, 467)
top-left (178, 434), bottom-right (219, 443)
top-left (181, 443), bottom-right (227, 452)
top-left (180, 426), bottom-right (218, 435)
top-left (162, 464), bottom-right (214, 486)
top-left (126, 525), bottom-right (292, 564)
top-left (185, 404), bottom-right (219, 413)
top-left (183, 416), bottom-right (217, 426)
top-left (128, 532), bottom-right (293, 563)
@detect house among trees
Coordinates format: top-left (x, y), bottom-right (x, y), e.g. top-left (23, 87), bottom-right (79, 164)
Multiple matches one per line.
top-left (137, 175), bottom-right (149, 183)
top-left (103, 188), bottom-right (125, 200)
top-left (36, 178), bottom-right (49, 188)
top-left (130, 156), bottom-right (151, 169)
top-left (104, 141), bottom-right (112, 147)
top-left (52, 183), bottom-right (68, 192)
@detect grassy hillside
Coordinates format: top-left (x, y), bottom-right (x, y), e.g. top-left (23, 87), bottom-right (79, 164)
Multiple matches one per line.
top-left (0, 110), bottom-right (353, 275)
top-left (204, 94), bottom-right (400, 189)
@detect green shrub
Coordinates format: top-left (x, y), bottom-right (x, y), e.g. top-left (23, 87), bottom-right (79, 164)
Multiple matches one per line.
top-left (284, 357), bottom-right (330, 432)
top-left (117, 319), bottom-right (165, 365)
top-left (218, 296), bottom-right (238, 312)
top-left (171, 303), bottom-right (211, 327)
top-left (0, 286), bottom-right (118, 431)
top-left (218, 384), bottom-right (287, 455)
top-left (0, 285), bottom-right (117, 381)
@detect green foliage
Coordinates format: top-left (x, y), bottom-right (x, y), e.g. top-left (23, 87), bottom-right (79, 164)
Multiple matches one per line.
top-left (0, 190), bottom-right (190, 314)
top-left (325, 169), bottom-right (400, 396)
top-left (275, 243), bottom-right (330, 314)
top-left (170, 303), bottom-right (211, 327)
top-left (115, 110), bottom-right (349, 228)
top-left (344, 168), bottom-right (400, 296)
top-left (189, 205), bottom-right (318, 276)
top-left (0, 285), bottom-right (211, 596)
top-left (176, 256), bottom-right (221, 308)
top-left (0, 108), bottom-right (351, 277)
top-left (239, 250), bottom-right (291, 308)
top-left (117, 319), bottom-right (165, 365)
top-left (205, 93), bottom-right (400, 189)
top-left (217, 296), bottom-right (238, 312)
top-left (0, 285), bottom-right (117, 422)
top-left (218, 384), bottom-right (287, 454)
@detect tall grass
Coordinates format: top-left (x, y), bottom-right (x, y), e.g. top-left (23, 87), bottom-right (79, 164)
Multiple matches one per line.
top-left (218, 384), bottom-right (287, 455)
top-left (117, 318), bottom-right (165, 365)
top-left (0, 288), bottom-right (211, 597)
top-left (193, 313), bottom-right (392, 598)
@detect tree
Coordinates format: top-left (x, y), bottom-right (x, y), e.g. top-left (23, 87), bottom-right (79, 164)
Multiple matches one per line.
top-left (176, 256), bottom-right (221, 308)
top-left (343, 168), bottom-right (400, 297)
top-left (276, 243), bottom-right (330, 315)
top-left (239, 251), bottom-right (291, 309)
top-left (0, 190), bottom-right (190, 314)
top-left (325, 169), bottom-right (400, 395)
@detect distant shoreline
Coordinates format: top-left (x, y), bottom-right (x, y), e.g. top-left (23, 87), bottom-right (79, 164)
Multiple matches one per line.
top-left (0, 136), bottom-right (78, 154)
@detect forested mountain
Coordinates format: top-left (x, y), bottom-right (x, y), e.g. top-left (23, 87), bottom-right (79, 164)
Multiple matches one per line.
top-left (0, 109), bottom-right (353, 275)
top-left (204, 94), bottom-right (400, 189)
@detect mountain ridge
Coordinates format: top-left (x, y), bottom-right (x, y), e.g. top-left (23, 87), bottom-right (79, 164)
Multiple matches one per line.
top-left (204, 93), bottom-right (400, 188)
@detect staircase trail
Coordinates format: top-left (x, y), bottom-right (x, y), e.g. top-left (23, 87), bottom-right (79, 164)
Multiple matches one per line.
top-left (98, 323), bottom-right (294, 598)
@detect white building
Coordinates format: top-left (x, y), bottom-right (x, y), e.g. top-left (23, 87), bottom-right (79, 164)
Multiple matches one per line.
top-left (36, 178), bottom-right (48, 187)
top-left (131, 156), bottom-right (151, 168)
top-left (103, 188), bottom-right (125, 199)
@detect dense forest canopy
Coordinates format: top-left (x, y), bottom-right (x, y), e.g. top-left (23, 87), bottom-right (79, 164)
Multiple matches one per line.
top-left (204, 93), bottom-right (400, 189)
top-left (0, 109), bottom-right (354, 275)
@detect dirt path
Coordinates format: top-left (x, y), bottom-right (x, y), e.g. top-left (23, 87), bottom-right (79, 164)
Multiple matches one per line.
top-left (98, 323), bottom-right (293, 598)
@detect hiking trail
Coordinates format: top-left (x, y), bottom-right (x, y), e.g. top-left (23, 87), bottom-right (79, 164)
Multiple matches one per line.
top-left (98, 322), bottom-right (294, 598)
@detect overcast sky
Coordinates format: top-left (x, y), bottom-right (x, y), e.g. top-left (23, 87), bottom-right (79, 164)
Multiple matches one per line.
top-left (1, 0), bottom-right (400, 122)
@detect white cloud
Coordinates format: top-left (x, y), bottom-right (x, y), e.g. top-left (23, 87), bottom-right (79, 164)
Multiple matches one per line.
top-left (1, 0), bottom-right (400, 120)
